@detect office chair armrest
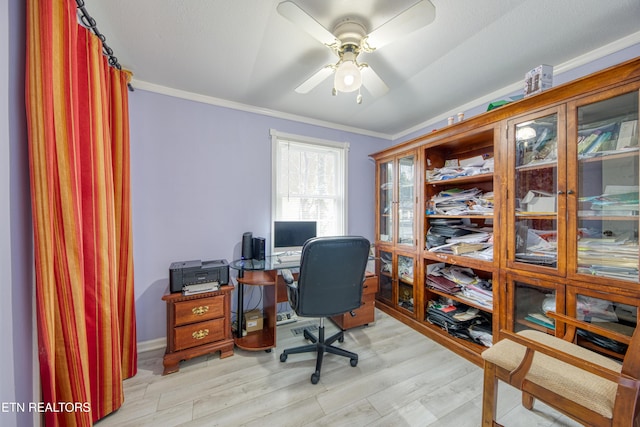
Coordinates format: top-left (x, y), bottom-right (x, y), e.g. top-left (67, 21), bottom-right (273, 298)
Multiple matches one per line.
top-left (282, 269), bottom-right (299, 310)
top-left (281, 269), bottom-right (295, 285)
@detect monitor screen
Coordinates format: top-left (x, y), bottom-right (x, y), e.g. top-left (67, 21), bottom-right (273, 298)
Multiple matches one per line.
top-left (273, 221), bottom-right (317, 253)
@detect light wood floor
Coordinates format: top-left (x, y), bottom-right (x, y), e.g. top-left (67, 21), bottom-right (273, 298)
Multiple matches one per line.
top-left (96, 309), bottom-right (582, 426)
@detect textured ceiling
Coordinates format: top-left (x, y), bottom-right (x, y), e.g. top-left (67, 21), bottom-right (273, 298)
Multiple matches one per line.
top-left (86, 0), bottom-right (640, 139)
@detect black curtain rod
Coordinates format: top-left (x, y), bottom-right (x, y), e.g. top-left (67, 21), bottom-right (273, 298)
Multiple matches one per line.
top-left (75, 0), bottom-right (134, 92)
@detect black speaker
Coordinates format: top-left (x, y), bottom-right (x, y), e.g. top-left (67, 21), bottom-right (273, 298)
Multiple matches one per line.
top-left (252, 237), bottom-right (265, 260)
top-left (242, 232), bottom-right (253, 259)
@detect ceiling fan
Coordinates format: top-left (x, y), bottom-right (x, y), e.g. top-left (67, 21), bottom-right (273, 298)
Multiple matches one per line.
top-left (277, 0), bottom-right (436, 103)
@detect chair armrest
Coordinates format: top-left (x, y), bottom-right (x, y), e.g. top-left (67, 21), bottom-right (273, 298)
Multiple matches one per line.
top-left (281, 269), bottom-right (294, 285)
top-left (498, 330), bottom-right (636, 387)
top-left (282, 269), bottom-right (298, 311)
top-left (545, 311), bottom-right (632, 345)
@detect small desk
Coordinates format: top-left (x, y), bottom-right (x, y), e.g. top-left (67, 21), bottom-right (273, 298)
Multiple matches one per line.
top-left (230, 257), bottom-right (300, 351)
top-left (230, 257), bottom-right (378, 352)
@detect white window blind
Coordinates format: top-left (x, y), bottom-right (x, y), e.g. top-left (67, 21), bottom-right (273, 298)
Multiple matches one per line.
top-left (271, 130), bottom-right (348, 238)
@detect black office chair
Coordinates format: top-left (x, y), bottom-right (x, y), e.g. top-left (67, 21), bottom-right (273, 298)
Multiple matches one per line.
top-left (279, 236), bottom-right (370, 384)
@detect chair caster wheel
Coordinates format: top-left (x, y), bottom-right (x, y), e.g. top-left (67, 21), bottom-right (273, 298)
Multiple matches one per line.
top-left (311, 372), bottom-right (320, 384)
top-left (280, 353), bottom-right (287, 362)
top-left (265, 349), bottom-right (272, 353)
top-left (338, 335), bottom-right (344, 343)
top-left (350, 358), bottom-right (358, 367)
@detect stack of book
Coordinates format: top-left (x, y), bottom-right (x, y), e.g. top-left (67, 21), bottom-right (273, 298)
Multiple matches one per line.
top-left (577, 119), bottom-right (638, 157)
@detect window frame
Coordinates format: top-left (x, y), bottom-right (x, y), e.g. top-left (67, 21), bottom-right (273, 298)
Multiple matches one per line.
top-left (270, 129), bottom-right (349, 252)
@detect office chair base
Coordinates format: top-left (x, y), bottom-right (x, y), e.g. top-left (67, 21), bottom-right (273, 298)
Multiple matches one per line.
top-left (280, 323), bottom-right (358, 384)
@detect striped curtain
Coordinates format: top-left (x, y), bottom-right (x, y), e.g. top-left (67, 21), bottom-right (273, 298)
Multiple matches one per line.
top-left (25, 0), bottom-right (137, 425)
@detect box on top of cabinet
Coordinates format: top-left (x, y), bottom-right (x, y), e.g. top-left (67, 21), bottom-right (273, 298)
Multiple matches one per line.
top-left (524, 65), bottom-right (553, 97)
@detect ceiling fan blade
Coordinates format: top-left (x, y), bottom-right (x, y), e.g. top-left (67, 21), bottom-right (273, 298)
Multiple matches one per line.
top-left (295, 66), bottom-right (334, 94)
top-left (361, 67), bottom-right (389, 98)
top-left (277, 1), bottom-right (337, 46)
top-left (366, 0), bottom-right (436, 49)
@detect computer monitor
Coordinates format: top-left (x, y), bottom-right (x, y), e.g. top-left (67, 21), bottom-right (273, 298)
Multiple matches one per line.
top-left (273, 221), bottom-right (317, 254)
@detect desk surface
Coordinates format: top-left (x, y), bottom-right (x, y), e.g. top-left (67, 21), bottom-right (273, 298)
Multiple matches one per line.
top-left (229, 255), bottom-right (300, 271)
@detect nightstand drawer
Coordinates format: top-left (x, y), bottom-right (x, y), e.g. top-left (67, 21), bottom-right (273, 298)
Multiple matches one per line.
top-left (174, 318), bottom-right (225, 351)
top-left (174, 295), bottom-right (225, 326)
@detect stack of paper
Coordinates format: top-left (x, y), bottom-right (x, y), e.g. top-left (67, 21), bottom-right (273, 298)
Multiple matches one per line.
top-left (577, 234), bottom-right (638, 280)
top-left (579, 191), bottom-right (639, 216)
top-left (426, 264), bottom-right (493, 308)
top-left (428, 188), bottom-right (494, 215)
top-left (426, 157), bottom-right (493, 182)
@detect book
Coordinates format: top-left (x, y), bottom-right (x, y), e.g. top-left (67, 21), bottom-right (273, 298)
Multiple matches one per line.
top-left (577, 131), bottom-right (601, 154)
top-left (616, 119), bottom-right (638, 149)
top-left (525, 313), bottom-right (555, 329)
top-left (584, 131), bottom-right (612, 153)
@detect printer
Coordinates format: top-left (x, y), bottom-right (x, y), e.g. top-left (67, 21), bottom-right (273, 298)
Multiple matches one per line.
top-left (169, 259), bottom-right (229, 293)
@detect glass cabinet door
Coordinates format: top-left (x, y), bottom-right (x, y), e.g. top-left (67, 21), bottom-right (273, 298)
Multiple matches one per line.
top-left (397, 254), bottom-right (415, 313)
top-left (571, 90), bottom-right (639, 283)
top-left (397, 154), bottom-right (416, 247)
top-left (567, 287), bottom-right (637, 359)
top-left (506, 275), bottom-right (565, 335)
top-left (378, 160), bottom-right (394, 243)
top-left (508, 108), bottom-right (565, 274)
top-left (377, 249), bottom-right (393, 304)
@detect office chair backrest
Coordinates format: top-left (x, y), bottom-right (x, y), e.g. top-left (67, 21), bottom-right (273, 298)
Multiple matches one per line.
top-left (294, 236), bottom-right (370, 317)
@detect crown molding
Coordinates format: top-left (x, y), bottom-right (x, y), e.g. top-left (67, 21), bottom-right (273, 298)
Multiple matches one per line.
top-left (129, 80), bottom-right (394, 140)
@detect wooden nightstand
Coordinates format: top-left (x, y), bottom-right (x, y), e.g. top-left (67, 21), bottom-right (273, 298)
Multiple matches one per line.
top-left (331, 273), bottom-right (378, 330)
top-left (161, 285), bottom-right (234, 375)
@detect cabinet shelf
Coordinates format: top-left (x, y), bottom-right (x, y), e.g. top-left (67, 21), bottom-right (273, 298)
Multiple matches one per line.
top-left (426, 286), bottom-right (493, 313)
top-left (423, 252), bottom-right (494, 270)
top-left (515, 212), bottom-right (556, 219)
top-left (426, 214), bottom-right (494, 219)
top-left (516, 318), bottom-right (555, 334)
top-left (576, 337), bottom-right (625, 361)
top-left (516, 161), bottom-right (558, 172)
top-left (578, 148), bottom-right (639, 164)
top-left (426, 172), bottom-right (493, 186)
top-left (578, 214), bottom-right (639, 220)
top-left (422, 321), bottom-right (488, 352)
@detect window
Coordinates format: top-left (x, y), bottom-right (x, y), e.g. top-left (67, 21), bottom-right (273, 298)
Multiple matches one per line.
top-left (271, 129), bottom-right (348, 247)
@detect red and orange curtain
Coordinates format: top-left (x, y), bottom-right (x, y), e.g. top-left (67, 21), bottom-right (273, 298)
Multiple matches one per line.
top-left (25, 0), bottom-right (137, 425)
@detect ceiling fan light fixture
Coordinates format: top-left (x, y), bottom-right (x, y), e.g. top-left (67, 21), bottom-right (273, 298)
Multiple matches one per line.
top-left (334, 60), bottom-right (362, 93)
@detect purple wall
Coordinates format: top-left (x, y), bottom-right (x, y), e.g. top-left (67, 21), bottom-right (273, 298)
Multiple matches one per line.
top-left (128, 91), bottom-right (390, 341)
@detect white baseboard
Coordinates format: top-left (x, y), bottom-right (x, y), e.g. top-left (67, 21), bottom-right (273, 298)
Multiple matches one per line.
top-left (136, 337), bottom-right (166, 353)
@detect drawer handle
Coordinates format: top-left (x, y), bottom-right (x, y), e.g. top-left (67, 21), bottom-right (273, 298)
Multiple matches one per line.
top-left (192, 329), bottom-right (209, 340)
top-left (192, 305), bottom-right (209, 316)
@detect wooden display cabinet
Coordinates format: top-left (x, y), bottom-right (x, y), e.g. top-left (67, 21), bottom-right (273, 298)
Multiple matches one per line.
top-left (370, 57), bottom-right (640, 367)
top-left (162, 285), bottom-right (234, 375)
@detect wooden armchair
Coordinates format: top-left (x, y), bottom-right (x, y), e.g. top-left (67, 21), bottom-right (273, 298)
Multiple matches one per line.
top-left (481, 311), bottom-right (640, 426)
